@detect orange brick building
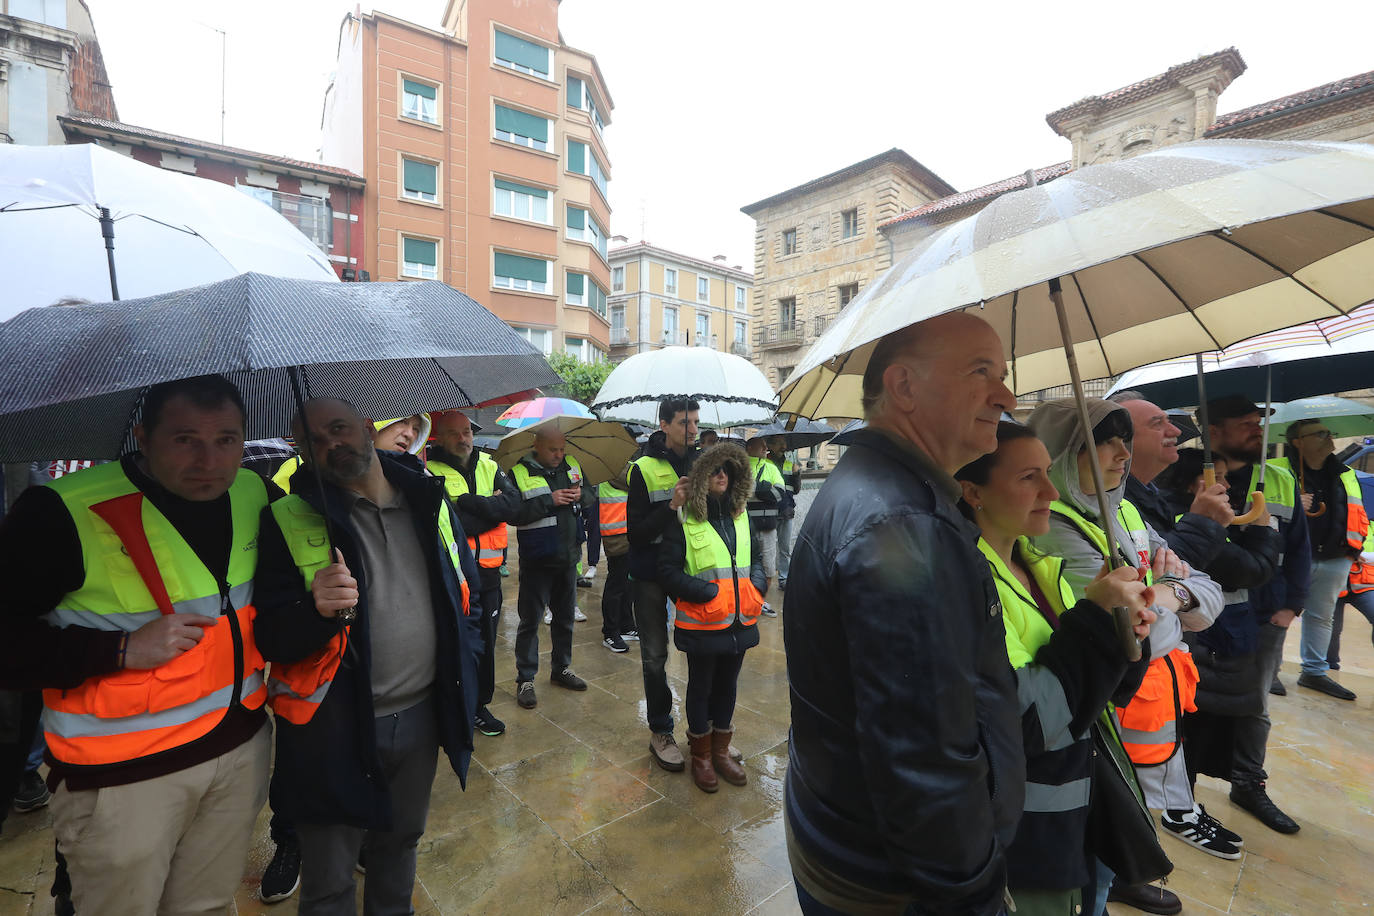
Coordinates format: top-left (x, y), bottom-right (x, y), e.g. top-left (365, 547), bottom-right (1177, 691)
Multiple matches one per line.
top-left (321, 0), bottom-right (613, 359)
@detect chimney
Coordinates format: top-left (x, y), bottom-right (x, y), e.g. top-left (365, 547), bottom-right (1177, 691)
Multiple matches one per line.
top-left (713, 254), bottom-right (727, 262)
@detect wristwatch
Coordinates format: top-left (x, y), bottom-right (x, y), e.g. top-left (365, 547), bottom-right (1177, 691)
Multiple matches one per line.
top-left (1158, 579), bottom-right (1196, 611)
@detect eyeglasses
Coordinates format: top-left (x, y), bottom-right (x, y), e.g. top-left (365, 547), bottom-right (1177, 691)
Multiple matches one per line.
top-left (709, 466), bottom-right (728, 476)
top-left (1297, 429), bottom-right (1333, 441)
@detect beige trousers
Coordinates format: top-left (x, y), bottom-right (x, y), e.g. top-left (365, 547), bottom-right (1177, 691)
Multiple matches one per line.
top-left (52, 721), bottom-right (270, 916)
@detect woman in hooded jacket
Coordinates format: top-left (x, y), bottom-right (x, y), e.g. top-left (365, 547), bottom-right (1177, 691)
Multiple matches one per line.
top-left (1026, 397), bottom-right (1235, 910)
top-left (657, 443), bottom-right (766, 793)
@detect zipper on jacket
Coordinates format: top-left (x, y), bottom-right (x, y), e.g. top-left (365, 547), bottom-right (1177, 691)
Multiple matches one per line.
top-left (222, 579), bottom-right (245, 710)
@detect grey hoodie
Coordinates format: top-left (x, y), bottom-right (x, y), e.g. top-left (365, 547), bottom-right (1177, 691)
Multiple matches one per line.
top-left (1026, 397), bottom-right (1221, 660)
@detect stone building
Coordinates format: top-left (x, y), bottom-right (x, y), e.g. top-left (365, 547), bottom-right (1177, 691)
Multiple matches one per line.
top-left (0, 0), bottom-right (116, 144)
top-left (606, 241), bottom-right (751, 360)
top-left (738, 149), bottom-right (954, 390)
top-left (321, 0), bottom-right (614, 360)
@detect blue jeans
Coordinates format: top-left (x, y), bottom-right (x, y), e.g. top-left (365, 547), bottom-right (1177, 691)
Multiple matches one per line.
top-left (1300, 557), bottom-right (1352, 676)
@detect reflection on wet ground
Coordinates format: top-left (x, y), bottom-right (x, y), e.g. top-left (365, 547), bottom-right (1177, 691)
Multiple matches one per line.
top-left (2, 556), bottom-right (1372, 914)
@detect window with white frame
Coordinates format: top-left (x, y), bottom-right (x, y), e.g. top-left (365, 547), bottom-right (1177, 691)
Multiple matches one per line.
top-left (697, 276), bottom-right (709, 303)
top-left (493, 104), bottom-right (551, 151)
top-left (494, 29), bottom-right (550, 78)
top-left (565, 271), bottom-right (607, 317)
top-left (493, 178), bottom-right (549, 223)
top-left (612, 265), bottom-right (625, 292)
top-left (493, 252), bottom-right (549, 293)
top-left (663, 306), bottom-right (678, 342)
top-left (511, 325), bottom-right (553, 355)
top-left (566, 205), bottom-right (608, 261)
top-left (566, 76), bottom-right (606, 132)
top-left (696, 313), bottom-right (710, 343)
top-left (566, 140), bottom-right (608, 198)
top-left (841, 208), bottom-right (859, 239)
top-left (735, 286), bottom-right (746, 311)
top-left (735, 319), bottom-right (747, 343)
top-left (611, 304), bottom-right (626, 330)
top-left (401, 236), bottom-right (438, 279)
top-left (401, 78), bottom-right (438, 124)
top-left (839, 282), bottom-right (860, 308)
top-left (401, 158), bottom-right (438, 203)
top-left (663, 268), bottom-right (677, 296)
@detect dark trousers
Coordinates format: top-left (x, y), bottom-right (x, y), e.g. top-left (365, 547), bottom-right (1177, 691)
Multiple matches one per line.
top-left (684, 651), bottom-right (746, 736)
top-left (0, 689), bottom-right (42, 832)
top-left (475, 568), bottom-right (504, 707)
top-left (296, 696), bottom-right (440, 916)
top-left (1328, 590), bottom-right (1374, 669)
top-left (1232, 622), bottom-right (1287, 786)
top-left (601, 553), bottom-right (634, 639)
top-left (633, 578), bottom-right (675, 734)
top-left (515, 562), bottom-right (576, 683)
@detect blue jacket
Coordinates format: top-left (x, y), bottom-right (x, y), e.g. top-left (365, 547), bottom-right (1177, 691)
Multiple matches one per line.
top-left (1225, 463), bottom-right (1311, 623)
top-left (255, 453), bottom-right (481, 829)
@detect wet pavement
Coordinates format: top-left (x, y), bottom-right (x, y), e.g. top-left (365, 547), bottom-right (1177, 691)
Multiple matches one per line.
top-left (3, 554), bottom-right (1374, 915)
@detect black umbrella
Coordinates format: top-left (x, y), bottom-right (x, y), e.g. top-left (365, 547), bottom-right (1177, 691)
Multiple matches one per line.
top-left (748, 417), bottom-right (837, 449)
top-left (830, 418), bottom-right (866, 447)
top-left (0, 272), bottom-right (561, 461)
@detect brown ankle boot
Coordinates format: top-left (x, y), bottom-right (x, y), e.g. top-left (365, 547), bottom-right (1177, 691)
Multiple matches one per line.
top-left (688, 732), bottom-right (717, 793)
top-left (711, 729), bottom-right (747, 786)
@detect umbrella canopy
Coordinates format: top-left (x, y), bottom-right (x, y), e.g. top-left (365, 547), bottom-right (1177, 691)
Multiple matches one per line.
top-left (1268, 396), bottom-right (1374, 441)
top-left (748, 417), bottom-right (837, 449)
top-left (0, 143), bottom-right (338, 317)
top-left (495, 397), bottom-right (594, 428)
top-left (1168, 410), bottom-right (1201, 446)
top-left (592, 346), bottom-right (778, 428)
top-left (492, 414), bottom-right (638, 487)
top-left (779, 139), bottom-right (1374, 419)
top-left (0, 272), bottom-right (560, 460)
top-left (830, 418), bottom-right (866, 447)
top-left (1106, 302), bottom-right (1374, 407)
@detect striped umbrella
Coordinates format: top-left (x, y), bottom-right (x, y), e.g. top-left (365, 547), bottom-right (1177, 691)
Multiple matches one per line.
top-left (495, 397), bottom-right (594, 428)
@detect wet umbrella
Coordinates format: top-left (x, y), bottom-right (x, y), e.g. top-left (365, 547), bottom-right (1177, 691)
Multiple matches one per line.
top-left (495, 397), bottom-right (594, 428)
top-left (0, 272), bottom-right (561, 461)
top-left (592, 345), bottom-right (778, 428)
top-left (830, 418), bottom-right (867, 447)
top-left (748, 417), bottom-right (837, 449)
top-left (1269, 396), bottom-right (1374, 441)
top-left (492, 414), bottom-right (638, 487)
top-left (0, 143), bottom-right (338, 317)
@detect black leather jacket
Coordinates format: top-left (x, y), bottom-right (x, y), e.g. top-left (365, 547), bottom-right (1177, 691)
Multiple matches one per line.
top-left (783, 429), bottom-right (1024, 915)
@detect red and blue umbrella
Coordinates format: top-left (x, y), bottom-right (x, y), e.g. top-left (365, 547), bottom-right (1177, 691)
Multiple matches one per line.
top-left (495, 397), bottom-right (594, 428)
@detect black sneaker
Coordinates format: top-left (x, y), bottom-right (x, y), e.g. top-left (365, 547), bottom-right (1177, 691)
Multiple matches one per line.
top-left (603, 635), bottom-right (628, 653)
top-left (1194, 804), bottom-right (1243, 846)
top-left (550, 667), bottom-right (587, 690)
top-left (517, 681), bottom-right (537, 708)
top-left (1230, 781), bottom-right (1300, 834)
top-left (761, 602), bottom-right (777, 618)
top-left (12, 770), bottom-right (50, 812)
top-left (474, 706), bottom-right (506, 736)
top-left (1269, 677), bottom-right (1287, 696)
top-left (621, 629), bottom-right (640, 641)
top-left (1108, 880), bottom-right (1182, 915)
top-left (1297, 672), bottom-right (1356, 700)
top-left (259, 837), bottom-right (301, 903)
top-left (1160, 807), bottom-right (1242, 859)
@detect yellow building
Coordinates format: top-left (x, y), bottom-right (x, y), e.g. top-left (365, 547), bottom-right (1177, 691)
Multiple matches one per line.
top-left (607, 241), bottom-right (752, 360)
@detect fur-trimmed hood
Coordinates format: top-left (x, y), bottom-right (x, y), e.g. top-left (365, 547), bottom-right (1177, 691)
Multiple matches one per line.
top-left (682, 443), bottom-right (752, 523)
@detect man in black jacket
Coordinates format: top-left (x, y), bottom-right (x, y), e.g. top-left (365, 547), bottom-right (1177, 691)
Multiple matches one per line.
top-left (784, 313), bottom-right (1024, 915)
top-left (255, 398), bottom-right (480, 915)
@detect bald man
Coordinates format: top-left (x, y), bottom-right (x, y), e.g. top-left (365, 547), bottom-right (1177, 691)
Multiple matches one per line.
top-left (508, 429), bottom-right (595, 709)
top-left (784, 313), bottom-right (1025, 915)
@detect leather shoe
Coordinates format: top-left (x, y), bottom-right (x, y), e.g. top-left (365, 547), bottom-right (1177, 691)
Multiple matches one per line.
top-left (550, 667), bottom-right (588, 690)
top-left (1297, 672), bottom-right (1356, 700)
top-left (1230, 781), bottom-right (1300, 834)
top-left (1269, 677), bottom-right (1287, 696)
top-left (1107, 881), bottom-right (1181, 915)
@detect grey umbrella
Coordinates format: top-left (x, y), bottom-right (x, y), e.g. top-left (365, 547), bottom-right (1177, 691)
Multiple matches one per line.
top-left (0, 272), bottom-right (561, 461)
top-left (747, 417), bottom-right (837, 449)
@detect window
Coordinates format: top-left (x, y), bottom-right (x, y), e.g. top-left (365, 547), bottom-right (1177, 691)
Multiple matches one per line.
top-left (238, 185), bottom-right (332, 251)
top-left (839, 283), bottom-right (859, 308)
top-left (493, 252), bottom-right (549, 293)
top-left (401, 158), bottom-right (438, 203)
top-left (10, 0), bottom-right (65, 28)
top-left (493, 178), bottom-right (549, 223)
top-left (782, 228), bottom-right (798, 256)
top-left (697, 276), bottom-right (709, 303)
top-left (612, 265), bottom-right (625, 292)
top-left (566, 140), bottom-right (608, 198)
top-left (565, 272), bottom-right (607, 316)
top-left (664, 268), bottom-right (677, 296)
top-left (494, 29), bottom-right (550, 77)
top-left (566, 205), bottom-right (608, 261)
top-left (401, 78), bottom-right (438, 124)
top-left (493, 104), bottom-right (551, 151)
top-left (779, 296), bottom-right (797, 326)
top-left (566, 76), bottom-right (606, 132)
top-left (777, 365), bottom-right (794, 385)
top-left (841, 208), bottom-right (859, 239)
top-left (7, 61), bottom-right (48, 145)
top-left (735, 286), bottom-right (746, 311)
top-left (696, 313), bottom-right (710, 344)
top-left (611, 305), bottom-right (626, 330)
top-left (401, 236), bottom-right (438, 280)
top-left (735, 320), bottom-right (747, 343)
top-left (663, 306), bottom-right (678, 342)
top-left (512, 326), bottom-right (553, 355)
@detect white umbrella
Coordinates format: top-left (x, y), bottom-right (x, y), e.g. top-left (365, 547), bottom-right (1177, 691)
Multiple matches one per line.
top-left (492, 414), bottom-right (638, 487)
top-left (0, 143), bottom-right (338, 317)
top-left (591, 345), bottom-right (778, 428)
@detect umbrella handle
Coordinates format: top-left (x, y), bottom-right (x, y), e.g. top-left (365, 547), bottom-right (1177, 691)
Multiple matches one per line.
top-left (1234, 492), bottom-right (1268, 525)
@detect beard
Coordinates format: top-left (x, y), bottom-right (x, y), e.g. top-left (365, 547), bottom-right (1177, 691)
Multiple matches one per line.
top-left (1226, 441), bottom-right (1264, 465)
top-left (322, 442), bottom-right (373, 482)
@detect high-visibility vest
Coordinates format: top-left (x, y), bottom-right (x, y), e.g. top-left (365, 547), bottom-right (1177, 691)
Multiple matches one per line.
top-left (1117, 649), bottom-right (1199, 765)
top-left (673, 511), bottom-right (762, 630)
top-left (631, 455), bottom-right (682, 544)
top-left (1246, 461), bottom-right (1298, 523)
top-left (272, 455), bottom-right (302, 493)
top-left (598, 481), bottom-right (628, 537)
top-left (747, 456), bottom-right (785, 521)
top-left (1270, 458), bottom-right (1368, 551)
top-left (1347, 524), bottom-right (1374, 597)
top-left (429, 452), bottom-right (509, 568)
top-left (1048, 498), bottom-right (1152, 576)
top-left (41, 464), bottom-right (269, 768)
top-left (511, 455), bottom-right (584, 555)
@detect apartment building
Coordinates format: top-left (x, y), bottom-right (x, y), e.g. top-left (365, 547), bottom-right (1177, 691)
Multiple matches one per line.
top-left (320, 0), bottom-right (614, 358)
top-left (1, 0), bottom-right (117, 144)
top-left (606, 242), bottom-right (752, 360)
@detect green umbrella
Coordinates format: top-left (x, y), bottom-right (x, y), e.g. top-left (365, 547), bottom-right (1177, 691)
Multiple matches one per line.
top-left (1268, 396), bottom-right (1374, 441)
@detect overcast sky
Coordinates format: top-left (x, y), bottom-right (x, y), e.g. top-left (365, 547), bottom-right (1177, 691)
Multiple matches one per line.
top-left (93, 0), bottom-right (1374, 268)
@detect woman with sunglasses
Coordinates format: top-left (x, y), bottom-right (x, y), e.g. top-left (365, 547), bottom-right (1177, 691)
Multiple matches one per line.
top-left (657, 443), bottom-right (766, 793)
top-left (956, 421), bottom-right (1159, 916)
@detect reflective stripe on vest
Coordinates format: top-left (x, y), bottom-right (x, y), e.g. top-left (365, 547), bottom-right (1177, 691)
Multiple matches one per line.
top-left (598, 481), bottom-right (628, 536)
top-left (748, 456), bottom-right (784, 519)
top-left (633, 456), bottom-right (680, 545)
top-left (673, 512), bottom-right (762, 630)
top-left (1117, 648), bottom-right (1198, 766)
top-left (1248, 462), bottom-right (1298, 522)
top-left (41, 464), bottom-right (267, 767)
top-left (1048, 498), bottom-right (1152, 580)
top-left (429, 454), bottom-right (507, 567)
top-left (512, 456), bottom-right (583, 535)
